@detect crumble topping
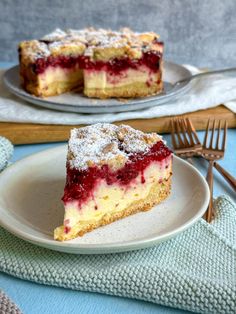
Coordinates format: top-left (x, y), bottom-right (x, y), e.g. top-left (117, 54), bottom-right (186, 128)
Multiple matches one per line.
top-left (68, 123), bottom-right (162, 170)
top-left (19, 28), bottom-right (163, 62)
top-left (19, 40), bottom-right (51, 62)
top-left (41, 28), bottom-right (67, 42)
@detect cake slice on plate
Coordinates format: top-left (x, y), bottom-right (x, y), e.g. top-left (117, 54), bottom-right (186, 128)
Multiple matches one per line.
top-left (54, 123), bottom-right (172, 241)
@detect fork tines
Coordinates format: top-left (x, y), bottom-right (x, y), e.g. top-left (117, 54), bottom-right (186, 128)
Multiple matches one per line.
top-left (171, 117), bottom-right (231, 224)
top-left (171, 118), bottom-right (201, 154)
top-left (202, 119), bottom-right (227, 157)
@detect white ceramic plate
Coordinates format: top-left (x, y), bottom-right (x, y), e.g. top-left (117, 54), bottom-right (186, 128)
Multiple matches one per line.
top-left (0, 146), bottom-right (209, 254)
top-left (3, 61), bottom-right (191, 113)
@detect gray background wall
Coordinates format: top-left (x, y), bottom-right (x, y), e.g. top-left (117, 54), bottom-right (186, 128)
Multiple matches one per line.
top-left (0, 0), bottom-right (236, 68)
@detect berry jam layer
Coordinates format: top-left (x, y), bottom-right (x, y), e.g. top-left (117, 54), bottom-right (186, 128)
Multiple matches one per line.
top-left (62, 141), bottom-right (171, 207)
top-left (79, 51), bottom-right (161, 74)
top-left (32, 51), bottom-right (162, 75)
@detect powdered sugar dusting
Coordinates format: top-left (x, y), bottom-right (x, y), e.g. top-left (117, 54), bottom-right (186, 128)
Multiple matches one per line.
top-left (41, 28), bottom-right (67, 41)
top-left (68, 123), bottom-right (162, 170)
top-left (20, 27), bottom-right (162, 62)
top-left (19, 40), bottom-right (51, 61)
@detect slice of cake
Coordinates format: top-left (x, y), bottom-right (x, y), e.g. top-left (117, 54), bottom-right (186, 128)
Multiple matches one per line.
top-left (80, 29), bottom-right (164, 98)
top-left (18, 28), bottom-right (164, 98)
top-left (54, 123), bottom-right (172, 241)
top-left (19, 30), bottom-right (85, 97)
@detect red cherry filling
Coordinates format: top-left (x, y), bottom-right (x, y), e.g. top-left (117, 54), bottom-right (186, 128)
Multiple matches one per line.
top-left (79, 51), bottom-right (161, 74)
top-left (33, 55), bottom-right (80, 74)
top-left (32, 51), bottom-right (162, 75)
top-left (62, 141), bottom-right (172, 207)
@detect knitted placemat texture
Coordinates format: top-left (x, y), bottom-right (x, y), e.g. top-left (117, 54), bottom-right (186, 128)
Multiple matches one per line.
top-left (0, 290), bottom-right (22, 314)
top-left (0, 195), bottom-right (235, 314)
top-left (0, 136), bottom-right (13, 172)
top-left (0, 136), bottom-right (21, 313)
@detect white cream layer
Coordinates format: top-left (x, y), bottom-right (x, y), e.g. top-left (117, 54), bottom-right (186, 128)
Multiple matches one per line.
top-left (63, 158), bottom-right (171, 230)
top-left (38, 65), bottom-right (83, 88)
top-left (83, 66), bottom-right (158, 89)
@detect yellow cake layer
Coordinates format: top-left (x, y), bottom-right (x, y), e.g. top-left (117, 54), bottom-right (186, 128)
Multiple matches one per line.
top-left (83, 67), bottom-right (163, 99)
top-left (84, 81), bottom-right (163, 99)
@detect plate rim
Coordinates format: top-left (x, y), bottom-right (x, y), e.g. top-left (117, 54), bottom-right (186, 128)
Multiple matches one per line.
top-left (0, 145), bottom-right (210, 254)
top-left (3, 61), bottom-right (192, 113)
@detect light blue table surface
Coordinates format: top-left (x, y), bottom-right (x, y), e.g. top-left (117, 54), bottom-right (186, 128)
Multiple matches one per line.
top-left (0, 62), bottom-right (235, 314)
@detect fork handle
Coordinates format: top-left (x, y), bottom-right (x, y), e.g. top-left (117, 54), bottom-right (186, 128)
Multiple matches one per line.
top-left (177, 67), bottom-right (236, 85)
top-left (214, 162), bottom-right (236, 192)
top-left (205, 160), bottom-right (214, 222)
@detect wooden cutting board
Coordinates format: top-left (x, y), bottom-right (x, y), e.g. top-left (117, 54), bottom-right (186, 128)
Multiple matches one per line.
top-left (0, 105), bottom-right (235, 144)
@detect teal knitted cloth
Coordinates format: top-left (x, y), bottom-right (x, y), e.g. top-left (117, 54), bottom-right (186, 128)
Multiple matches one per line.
top-left (0, 136), bottom-right (13, 172)
top-left (0, 196), bottom-right (235, 314)
top-left (0, 136), bottom-right (235, 313)
top-left (0, 290), bottom-right (22, 314)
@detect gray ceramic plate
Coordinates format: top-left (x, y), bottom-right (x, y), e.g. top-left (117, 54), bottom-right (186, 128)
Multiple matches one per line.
top-left (0, 145), bottom-right (209, 255)
top-left (3, 61), bottom-right (191, 113)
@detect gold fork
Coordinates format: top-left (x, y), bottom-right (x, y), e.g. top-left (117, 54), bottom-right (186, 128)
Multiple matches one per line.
top-left (170, 118), bottom-right (202, 158)
top-left (202, 120), bottom-right (227, 222)
top-left (171, 118), bottom-right (235, 222)
top-left (171, 118), bottom-right (236, 193)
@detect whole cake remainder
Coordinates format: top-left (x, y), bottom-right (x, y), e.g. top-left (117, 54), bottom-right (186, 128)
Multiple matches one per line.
top-left (18, 28), bottom-right (164, 99)
top-left (54, 123), bottom-right (172, 241)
